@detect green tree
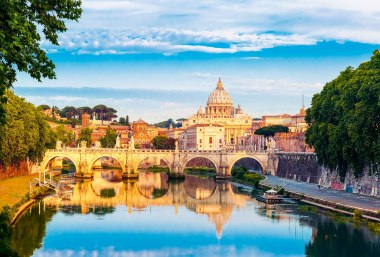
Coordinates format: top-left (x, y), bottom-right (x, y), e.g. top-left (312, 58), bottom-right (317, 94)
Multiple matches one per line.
top-left (54, 124), bottom-right (75, 147)
top-left (92, 104), bottom-right (107, 123)
top-left (126, 115), bottom-right (130, 125)
top-left (78, 128), bottom-right (92, 148)
top-left (306, 50), bottom-right (380, 177)
top-left (254, 125), bottom-right (289, 137)
top-left (0, 0), bottom-right (82, 124)
top-left (119, 117), bottom-right (126, 125)
top-left (59, 106), bottom-right (77, 119)
top-left (0, 90), bottom-right (55, 166)
top-left (99, 128), bottom-right (117, 148)
top-left (37, 104), bottom-right (50, 111)
top-left (76, 106), bottom-right (92, 120)
top-left (152, 135), bottom-right (176, 150)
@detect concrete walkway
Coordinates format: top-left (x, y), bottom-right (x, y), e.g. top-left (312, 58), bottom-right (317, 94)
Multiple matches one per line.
top-left (261, 175), bottom-right (380, 212)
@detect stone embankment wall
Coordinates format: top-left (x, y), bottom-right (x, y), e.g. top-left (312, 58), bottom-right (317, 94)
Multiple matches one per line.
top-left (276, 153), bottom-right (322, 183)
top-left (0, 161), bottom-right (31, 180)
top-left (276, 153), bottom-right (379, 197)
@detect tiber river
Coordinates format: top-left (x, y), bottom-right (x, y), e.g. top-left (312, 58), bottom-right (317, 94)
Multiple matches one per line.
top-left (11, 170), bottom-right (380, 257)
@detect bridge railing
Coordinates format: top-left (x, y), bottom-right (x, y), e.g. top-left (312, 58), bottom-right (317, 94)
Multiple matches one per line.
top-left (46, 148), bottom-right (269, 154)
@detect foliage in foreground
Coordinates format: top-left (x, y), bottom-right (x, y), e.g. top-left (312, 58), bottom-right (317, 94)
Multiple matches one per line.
top-left (0, 0), bottom-right (82, 124)
top-left (0, 90), bottom-right (56, 167)
top-left (306, 50), bottom-right (380, 177)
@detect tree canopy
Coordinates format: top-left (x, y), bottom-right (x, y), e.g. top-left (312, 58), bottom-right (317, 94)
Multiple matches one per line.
top-left (0, 90), bottom-right (56, 166)
top-left (254, 125), bottom-right (289, 137)
top-left (152, 135), bottom-right (176, 150)
top-left (99, 128), bottom-right (117, 148)
top-left (0, 0), bottom-right (82, 124)
top-left (54, 124), bottom-right (75, 147)
top-left (306, 50), bottom-right (380, 177)
top-left (78, 128), bottom-right (92, 148)
top-left (153, 119), bottom-right (182, 128)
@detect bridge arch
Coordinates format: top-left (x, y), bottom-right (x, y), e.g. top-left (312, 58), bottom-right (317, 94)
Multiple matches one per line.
top-left (43, 155), bottom-right (78, 173)
top-left (182, 155), bottom-right (219, 173)
top-left (134, 156), bottom-right (171, 173)
top-left (228, 156), bottom-right (264, 175)
top-left (88, 156), bottom-right (124, 173)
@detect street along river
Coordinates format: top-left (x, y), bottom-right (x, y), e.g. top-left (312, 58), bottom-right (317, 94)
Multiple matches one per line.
top-left (11, 171), bottom-right (380, 257)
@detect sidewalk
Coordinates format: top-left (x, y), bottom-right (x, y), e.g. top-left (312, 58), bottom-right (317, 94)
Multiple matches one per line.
top-left (261, 175), bottom-right (380, 212)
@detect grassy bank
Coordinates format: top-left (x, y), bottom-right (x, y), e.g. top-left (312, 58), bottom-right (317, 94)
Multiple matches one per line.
top-left (231, 167), bottom-right (265, 188)
top-left (184, 167), bottom-right (216, 178)
top-left (0, 174), bottom-right (38, 208)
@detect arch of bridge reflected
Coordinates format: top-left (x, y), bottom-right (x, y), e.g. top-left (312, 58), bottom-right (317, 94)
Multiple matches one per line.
top-left (137, 172), bottom-right (170, 199)
top-left (182, 175), bottom-right (217, 200)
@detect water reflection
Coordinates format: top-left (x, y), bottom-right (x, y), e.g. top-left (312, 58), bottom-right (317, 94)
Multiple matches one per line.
top-left (11, 170), bottom-right (380, 257)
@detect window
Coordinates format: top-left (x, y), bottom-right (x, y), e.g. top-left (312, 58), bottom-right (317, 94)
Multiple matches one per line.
top-left (200, 139), bottom-right (202, 143)
top-left (219, 139), bottom-right (222, 144)
top-left (209, 137), bottom-right (212, 144)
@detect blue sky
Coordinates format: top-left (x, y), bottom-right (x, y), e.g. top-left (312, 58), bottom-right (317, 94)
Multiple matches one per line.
top-left (14, 0), bottom-right (380, 123)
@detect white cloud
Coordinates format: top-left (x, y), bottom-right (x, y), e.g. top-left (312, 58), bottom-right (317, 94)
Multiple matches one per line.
top-left (49, 28), bottom-right (316, 55)
top-left (47, 0), bottom-right (380, 55)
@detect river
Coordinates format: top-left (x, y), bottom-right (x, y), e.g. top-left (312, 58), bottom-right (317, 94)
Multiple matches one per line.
top-left (11, 170), bottom-right (380, 257)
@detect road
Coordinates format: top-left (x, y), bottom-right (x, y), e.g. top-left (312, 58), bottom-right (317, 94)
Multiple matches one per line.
top-left (261, 175), bottom-right (380, 212)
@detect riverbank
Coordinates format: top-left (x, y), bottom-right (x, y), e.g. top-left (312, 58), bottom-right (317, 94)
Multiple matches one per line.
top-left (260, 175), bottom-right (380, 222)
top-left (0, 174), bottom-right (38, 208)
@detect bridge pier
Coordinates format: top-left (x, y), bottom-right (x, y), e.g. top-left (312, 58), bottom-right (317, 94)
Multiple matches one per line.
top-left (76, 160), bottom-right (93, 179)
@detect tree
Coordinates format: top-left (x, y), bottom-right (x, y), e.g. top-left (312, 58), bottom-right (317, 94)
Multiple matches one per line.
top-left (78, 128), bottom-right (92, 148)
top-left (92, 104), bottom-right (107, 124)
top-left (99, 129), bottom-right (117, 148)
top-left (55, 124), bottom-right (75, 147)
top-left (306, 50), bottom-right (380, 177)
top-left (152, 135), bottom-right (176, 150)
top-left (0, 90), bottom-right (56, 166)
top-left (60, 106), bottom-right (77, 119)
top-left (254, 125), bottom-right (289, 137)
top-left (76, 106), bottom-right (92, 120)
top-left (0, 0), bottom-right (82, 124)
top-left (37, 104), bottom-right (50, 111)
top-left (126, 115), bottom-right (130, 125)
top-left (119, 117), bottom-right (126, 125)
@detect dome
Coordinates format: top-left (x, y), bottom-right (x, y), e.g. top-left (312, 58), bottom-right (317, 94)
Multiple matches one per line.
top-left (207, 78), bottom-right (233, 106)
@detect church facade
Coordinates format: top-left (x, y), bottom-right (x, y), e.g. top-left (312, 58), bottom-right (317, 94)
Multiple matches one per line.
top-left (179, 78), bottom-right (252, 150)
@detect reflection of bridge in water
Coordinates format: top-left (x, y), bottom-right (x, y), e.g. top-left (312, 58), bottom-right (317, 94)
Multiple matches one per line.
top-left (44, 171), bottom-right (249, 238)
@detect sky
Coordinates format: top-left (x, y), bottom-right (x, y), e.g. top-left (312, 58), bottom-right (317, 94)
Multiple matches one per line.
top-left (14, 0), bottom-right (380, 123)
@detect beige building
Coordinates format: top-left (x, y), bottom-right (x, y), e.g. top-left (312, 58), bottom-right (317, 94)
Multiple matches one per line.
top-left (181, 78), bottom-right (252, 148)
top-left (289, 107), bottom-right (308, 132)
top-left (181, 124), bottom-right (225, 150)
top-left (261, 114), bottom-right (292, 126)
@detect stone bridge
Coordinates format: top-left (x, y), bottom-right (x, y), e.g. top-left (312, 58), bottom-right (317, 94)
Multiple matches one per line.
top-left (41, 147), bottom-right (275, 178)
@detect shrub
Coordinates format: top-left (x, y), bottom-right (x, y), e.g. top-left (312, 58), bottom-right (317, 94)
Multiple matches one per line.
top-left (353, 209), bottom-right (362, 221)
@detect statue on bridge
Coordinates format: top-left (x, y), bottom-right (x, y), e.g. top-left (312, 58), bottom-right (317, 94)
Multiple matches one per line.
top-left (129, 136), bottom-right (135, 150)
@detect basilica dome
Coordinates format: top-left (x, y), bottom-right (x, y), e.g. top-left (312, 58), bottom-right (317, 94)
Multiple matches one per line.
top-left (207, 78), bottom-right (233, 106)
